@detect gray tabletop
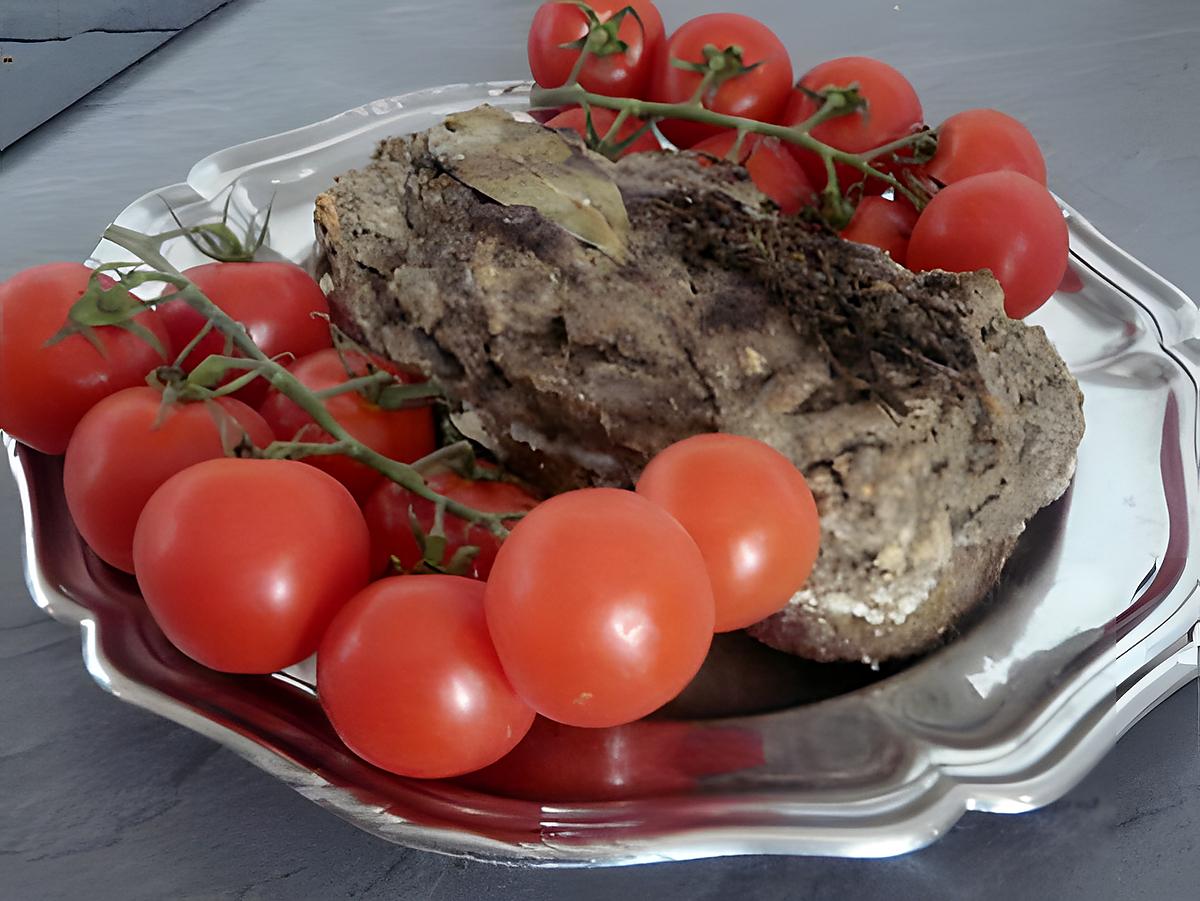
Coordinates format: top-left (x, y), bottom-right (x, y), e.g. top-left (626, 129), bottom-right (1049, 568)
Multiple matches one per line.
top-left (1, 1), bottom-right (1198, 898)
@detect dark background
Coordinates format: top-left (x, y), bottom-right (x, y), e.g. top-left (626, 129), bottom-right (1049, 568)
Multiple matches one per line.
top-left (1, 1), bottom-right (1198, 898)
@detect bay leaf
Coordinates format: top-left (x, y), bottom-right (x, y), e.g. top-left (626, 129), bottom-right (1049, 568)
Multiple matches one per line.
top-left (427, 105), bottom-right (629, 262)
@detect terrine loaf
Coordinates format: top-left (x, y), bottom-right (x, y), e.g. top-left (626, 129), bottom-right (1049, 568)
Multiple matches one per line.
top-left (314, 107), bottom-right (1085, 663)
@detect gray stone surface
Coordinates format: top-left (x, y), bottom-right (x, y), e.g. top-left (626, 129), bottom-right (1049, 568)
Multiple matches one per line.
top-left (0, 0), bottom-right (1198, 897)
top-left (0, 1), bottom-right (234, 149)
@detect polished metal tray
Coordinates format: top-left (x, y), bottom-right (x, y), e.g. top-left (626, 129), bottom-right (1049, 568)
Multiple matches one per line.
top-left (10, 82), bottom-right (1200, 865)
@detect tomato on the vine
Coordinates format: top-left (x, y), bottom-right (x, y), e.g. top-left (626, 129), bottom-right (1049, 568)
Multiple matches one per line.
top-left (133, 458), bottom-right (370, 673)
top-left (649, 14), bottom-right (793, 149)
top-left (318, 575), bottom-right (535, 779)
top-left (784, 57), bottom-right (923, 195)
top-left (64, 387), bottom-right (273, 574)
top-left (691, 131), bottom-right (815, 214)
top-left (157, 261), bottom-right (331, 405)
top-left (0, 263), bottom-right (169, 455)
top-left (840, 196), bottom-right (920, 266)
top-left (543, 106), bottom-right (660, 157)
top-left (258, 348), bottom-right (436, 503)
top-left (528, 0), bottom-right (665, 98)
top-left (924, 108), bottom-right (1046, 186)
top-left (484, 488), bottom-right (715, 728)
top-left (637, 434), bottom-right (820, 633)
top-left (364, 467), bottom-right (540, 579)
top-left (906, 170), bottom-right (1069, 319)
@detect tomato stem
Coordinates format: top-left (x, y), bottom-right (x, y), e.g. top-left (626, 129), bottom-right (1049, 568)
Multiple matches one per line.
top-left (564, 38), bottom-right (595, 87)
top-left (172, 319), bottom-right (215, 368)
top-left (98, 224), bottom-right (527, 538)
top-left (311, 370), bottom-right (394, 399)
top-left (530, 83), bottom-right (932, 210)
top-left (261, 439), bottom-right (356, 460)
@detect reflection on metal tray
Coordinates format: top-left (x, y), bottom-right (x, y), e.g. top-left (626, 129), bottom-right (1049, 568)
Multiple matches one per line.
top-left (9, 82), bottom-right (1200, 866)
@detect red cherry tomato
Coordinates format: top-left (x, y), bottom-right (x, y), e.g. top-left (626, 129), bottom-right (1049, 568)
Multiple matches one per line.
top-left (485, 488), bottom-right (715, 728)
top-left (258, 348), bottom-right (436, 504)
top-left (0, 264), bottom-right (169, 455)
top-left (839, 196), bottom-right (920, 265)
top-left (650, 14), bottom-right (793, 148)
top-left (528, 0), bottom-right (665, 98)
top-left (64, 387), bottom-right (273, 574)
top-left (462, 716), bottom-right (764, 802)
top-left (691, 132), bottom-right (815, 214)
top-left (156, 261), bottom-right (332, 405)
top-left (363, 467), bottom-right (540, 579)
top-left (543, 106), bottom-right (660, 156)
top-left (636, 434), bottom-right (820, 633)
top-left (318, 576), bottom-right (535, 779)
top-left (925, 108), bottom-right (1046, 186)
top-left (133, 458), bottom-right (370, 673)
top-left (907, 171), bottom-right (1069, 319)
top-left (785, 57), bottom-right (923, 195)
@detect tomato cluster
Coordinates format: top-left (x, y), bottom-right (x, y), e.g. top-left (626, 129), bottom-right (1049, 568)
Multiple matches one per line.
top-left (0, 254), bottom-right (821, 780)
top-left (0, 1), bottom-right (1079, 790)
top-left (528, 2), bottom-right (1069, 318)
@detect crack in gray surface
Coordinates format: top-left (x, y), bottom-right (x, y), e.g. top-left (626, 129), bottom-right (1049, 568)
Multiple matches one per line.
top-left (0, 28), bottom-right (182, 44)
top-left (1113, 797), bottom-right (1188, 829)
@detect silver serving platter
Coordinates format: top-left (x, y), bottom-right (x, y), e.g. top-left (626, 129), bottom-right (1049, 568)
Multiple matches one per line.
top-left (10, 82), bottom-right (1200, 866)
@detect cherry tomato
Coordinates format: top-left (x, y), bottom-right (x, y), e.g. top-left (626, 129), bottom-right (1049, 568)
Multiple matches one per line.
top-left (364, 467), bottom-right (540, 579)
top-left (528, 0), bottom-right (665, 98)
top-left (543, 106), bottom-right (660, 157)
top-left (906, 171), bottom-right (1069, 319)
top-left (636, 434), bottom-right (820, 633)
top-left (649, 14), bottom-right (793, 148)
top-left (485, 488), bottom-right (715, 728)
top-left (462, 716), bottom-right (764, 802)
top-left (925, 108), bottom-right (1046, 186)
top-left (784, 57), bottom-right (923, 195)
top-left (258, 348), bottom-right (436, 504)
top-left (156, 261), bottom-right (331, 405)
top-left (133, 458), bottom-right (370, 673)
top-left (839, 196), bottom-right (920, 265)
top-left (0, 264), bottom-right (169, 455)
top-left (64, 387), bottom-right (273, 574)
top-left (318, 575), bottom-right (534, 778)
top-left (691, 131), bottom-right (815, 214)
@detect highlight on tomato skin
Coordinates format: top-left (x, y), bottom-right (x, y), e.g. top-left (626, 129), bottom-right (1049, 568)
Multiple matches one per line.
top-left (840, 196), bottom-right (920, 266)
top-left (156, 261), bottom-right (332, 407)
top-left (924, 108), bottom-right (1047, 187)
top-left (258, 348), bottom-right (437, 504)
top-left (906, 170), bottom-right (1069, 319)
top-left (649, 13), bottom-right (794, 148)
top-left (63, 386), bottom-right (274, 574)
top-left (318, 575), bottom-right (536, 779)
top-left (636, 433), bottom-right (820, 633)
top-left (484, 488), bottom-right (716, 729)
top-left (0, 263), bottom-right (170, 455)
top-left (132, 458), bottom-right (371, 674)
top-left (528, 0), bottom-right (666, 99)
top-left (784, 56), bottom-right (924, 195)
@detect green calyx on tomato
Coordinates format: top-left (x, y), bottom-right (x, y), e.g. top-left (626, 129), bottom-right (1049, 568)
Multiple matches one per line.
top-left (557, 1), bottom-right (643, 58)
top-left (403, 504), bottom-right (482, 577)
top-left (529, 1), bottom-right (664, 98)
top-left (671, 42), bottom-right (763, 99)
top-left (46, 266), bottom-right (168, 360)
top-left (162, 186), bottom-right (272, 264)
